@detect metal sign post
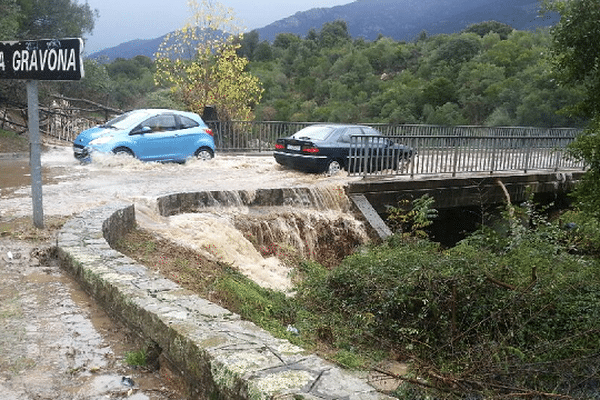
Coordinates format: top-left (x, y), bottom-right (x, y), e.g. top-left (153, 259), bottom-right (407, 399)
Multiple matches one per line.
top-left (27, 80), bottom-right (44, 228)
top-left (0, 38), bottom-right (84, 228)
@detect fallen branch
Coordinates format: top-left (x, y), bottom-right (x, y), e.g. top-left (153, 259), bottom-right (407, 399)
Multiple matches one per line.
top-left (373, 365), bottom-right (577, 399)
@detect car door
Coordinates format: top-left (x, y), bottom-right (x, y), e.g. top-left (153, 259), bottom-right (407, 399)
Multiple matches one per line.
top-left (171, 115), bottom-right (203, 159)
top-left (132, 114), bottom-right (180, 161)
top-left (338, 127), bottom-right (363, 163)
top-left (340, 127), bottom-right (366, 171)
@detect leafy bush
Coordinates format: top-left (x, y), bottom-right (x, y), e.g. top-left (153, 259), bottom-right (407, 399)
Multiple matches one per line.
top-left (214, 268), bottom-right (302, 342)
top-left (296, 204), bottom-right (600, 397)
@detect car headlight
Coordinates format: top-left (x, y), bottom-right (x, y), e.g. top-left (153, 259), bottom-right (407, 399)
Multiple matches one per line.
top-left (89, 135), bottom-right (114, 145)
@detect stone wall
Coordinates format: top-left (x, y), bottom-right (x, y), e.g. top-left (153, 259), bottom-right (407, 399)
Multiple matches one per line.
top-left (57, 202), bottom-right (392, 400)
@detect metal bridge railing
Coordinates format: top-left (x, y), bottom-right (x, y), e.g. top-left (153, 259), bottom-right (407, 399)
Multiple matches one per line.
top-left (348, 126), bottom-right (585, 177)
top-left (43, 116), bottom-right (585, 177)
top-left (210, 120), bottom-right (315, 152)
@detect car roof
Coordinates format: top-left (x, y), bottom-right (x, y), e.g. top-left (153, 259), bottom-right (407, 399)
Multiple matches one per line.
top-left (122, 109), bottom-right (202, 120)
top-left (308, 124), bottom-right (369, 129)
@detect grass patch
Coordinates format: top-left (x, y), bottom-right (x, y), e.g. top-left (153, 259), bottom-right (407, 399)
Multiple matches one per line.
top-left (0, 129), bottom-right (28, 153)
top-left (124, 349), bottom-right (147, 367)
top-left (114, 229), bottom-right (312, 347)
top-left (0, 216), bottom-right (69, 242)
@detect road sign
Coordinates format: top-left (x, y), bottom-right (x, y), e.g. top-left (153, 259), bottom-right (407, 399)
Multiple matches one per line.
top-left (1, 38), bottom-right (84, 227)
top-left (0, 38), bottom-right (84, 81)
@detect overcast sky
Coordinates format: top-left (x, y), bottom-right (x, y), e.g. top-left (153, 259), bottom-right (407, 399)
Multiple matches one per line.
top-left (83, 0), bottom-right (353, 55)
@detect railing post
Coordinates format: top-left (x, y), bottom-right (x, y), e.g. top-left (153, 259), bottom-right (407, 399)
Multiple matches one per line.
top-left (452, 133), bottom-right (460, 177)
top-left (524, 129), bottom-right (532, 173)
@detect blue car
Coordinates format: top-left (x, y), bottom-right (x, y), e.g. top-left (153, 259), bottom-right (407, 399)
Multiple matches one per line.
top-left (73, 109), bottom-right (215, 163)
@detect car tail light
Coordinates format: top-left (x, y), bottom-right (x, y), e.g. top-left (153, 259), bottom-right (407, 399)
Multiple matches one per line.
top-left (303, 147), bottom-right (320, 153)
top-left (205, 128), bottom-right (214, 136)
top-left (275, 143), bottom-right (285, 150)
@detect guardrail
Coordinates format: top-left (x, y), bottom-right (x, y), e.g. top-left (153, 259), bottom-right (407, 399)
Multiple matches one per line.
top-left (209, 120), bottom-right (314, 152)
top-left (42, 115), bottom-right (585, 177)
top-left (348, 127), bottom-right (585, 177)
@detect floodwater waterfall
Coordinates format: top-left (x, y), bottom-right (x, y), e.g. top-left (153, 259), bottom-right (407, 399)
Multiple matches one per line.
top-left (135, 186), bottom-right (371, 293)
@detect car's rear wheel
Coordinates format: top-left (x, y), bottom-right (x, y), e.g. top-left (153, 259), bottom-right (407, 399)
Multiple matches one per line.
top-left (325, 159), bottom-right (343, 175)
top-left (195, 147), bottom-right (214, 161)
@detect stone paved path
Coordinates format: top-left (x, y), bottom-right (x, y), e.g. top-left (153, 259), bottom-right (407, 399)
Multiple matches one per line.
top-left (0, 238), bottom-right (185, 400)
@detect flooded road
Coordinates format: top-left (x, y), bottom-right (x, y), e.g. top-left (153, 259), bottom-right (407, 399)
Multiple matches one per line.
top-left (0, 146), bottom-right (359, 219)
top-left (0, 156), bottom-right (64, 198)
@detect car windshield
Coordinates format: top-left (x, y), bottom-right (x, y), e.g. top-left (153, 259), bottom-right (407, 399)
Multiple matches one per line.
top-left (103, 110), bottom-right (153, 130)
top-left (291, 126), bottom-right (337, 141)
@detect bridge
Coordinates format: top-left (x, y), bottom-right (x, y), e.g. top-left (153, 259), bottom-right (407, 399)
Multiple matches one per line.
top-left (347, 170), bottom-right (584, 240)
top-left (342, 126), bottom-right (586, 239)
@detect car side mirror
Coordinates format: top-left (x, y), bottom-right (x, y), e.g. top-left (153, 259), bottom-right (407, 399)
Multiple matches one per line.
top-left (131, 126), bottom-right (152, 135)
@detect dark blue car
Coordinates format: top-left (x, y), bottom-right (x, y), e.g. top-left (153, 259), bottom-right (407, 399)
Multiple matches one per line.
top-left (274, 124), bottom-right (412, 175)
top-left (73, 109), bottom-right (215, 163)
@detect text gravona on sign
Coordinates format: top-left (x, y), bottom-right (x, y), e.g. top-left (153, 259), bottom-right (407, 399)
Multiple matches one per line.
top-left (0, 38), bottom-right (84, 81)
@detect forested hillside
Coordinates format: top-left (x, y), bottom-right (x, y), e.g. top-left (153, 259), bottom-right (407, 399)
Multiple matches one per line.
top-left (256, 0), bottom-right (557, 42)
top-left (241, 21), bottom-right (584, 127)
top-left (78, 20), bottom-right (585, 128)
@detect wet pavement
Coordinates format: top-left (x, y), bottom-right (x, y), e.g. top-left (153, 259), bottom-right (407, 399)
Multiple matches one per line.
top-left (0, 239), bottom-right (186, 399)
top-left (0, 146), bottom-right (360, 220)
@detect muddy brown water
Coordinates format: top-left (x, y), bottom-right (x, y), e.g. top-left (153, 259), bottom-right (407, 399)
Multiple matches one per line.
top-left (0, 156), bottom-right (65, 198)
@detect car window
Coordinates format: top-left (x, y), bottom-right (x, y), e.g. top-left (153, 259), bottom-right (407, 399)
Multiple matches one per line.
top-left (179, 116), bottom-right (199, 129)
top-left (105, 110), bottom-right (151, 130)
top-left (361, 127), bottom-right (382, 136)
top-left (142, 115), bottom-right (178, 132)
top-left (292, 126), bottom-right (336, 141)
top-left (337, 127), bottom-right (364, 143)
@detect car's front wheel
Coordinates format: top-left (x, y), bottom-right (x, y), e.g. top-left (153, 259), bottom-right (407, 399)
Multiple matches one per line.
top-left (195, 147), bottom-right (214, 161)
top-left (112, 147), bottom-right (134, 157)
top-left (325, 159), bottom-right (343, 175)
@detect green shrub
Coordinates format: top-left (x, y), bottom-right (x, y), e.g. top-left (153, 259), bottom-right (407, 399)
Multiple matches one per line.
top-left (124, 349), bottom-right (147, 367)
top-left (296, 206), bottom-right (600, 396)
top-left (215, 268), bottom-right (301, 342)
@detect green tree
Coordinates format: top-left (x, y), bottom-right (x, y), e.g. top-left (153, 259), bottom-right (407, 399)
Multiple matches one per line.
top-left (422, 77), bottom-right (457, 108)
top-left (0, 0), bottom-right (20, 40)
top-left (273, 32), bottom-right (301, 50)
top-left (236, 29), bottom-right (259, 60)
top-left (457, 62), bottom-right (506, 124)
top-left (15, 0), bottom-right (97, 39)
top-left (547, 0), bottom-right (600, 119)
top-left (319, 20), bottom-right (351, 48)
top-left (547, 0), bottom-right (600, 217)
top-left (105, 56), bottom-right (156, 109)
top-left (154, 0), bottom-right (263, 120)
top-left (462, 20), bottom-right (514, 40)
top-left (435, 33), bottom-right (481, 65)
top-left (362, 37), bottom-right (402, 74)
top-left (252, 41), bottom-right (273, 62)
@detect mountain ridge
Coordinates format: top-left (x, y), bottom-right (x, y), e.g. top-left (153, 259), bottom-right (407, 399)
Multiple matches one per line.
top-left (89, 0), bottom-right (558, 62)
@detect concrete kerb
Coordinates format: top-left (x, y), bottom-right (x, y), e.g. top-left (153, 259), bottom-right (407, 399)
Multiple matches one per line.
top-left (56, 202), bottom-right (394, 400)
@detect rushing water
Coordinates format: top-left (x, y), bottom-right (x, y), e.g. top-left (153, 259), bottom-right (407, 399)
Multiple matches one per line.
top-left (0, 146), bottom-right (362, 218)
top-left (136, 186), bottom-right (371, 293)
top-left (1, 147), bottom-right (372, 292)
